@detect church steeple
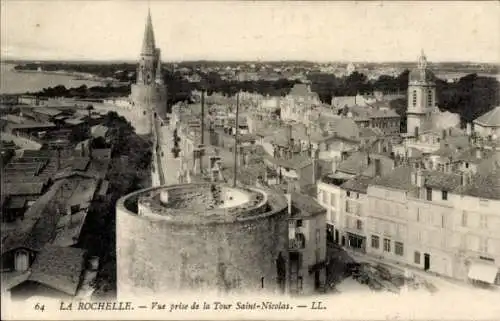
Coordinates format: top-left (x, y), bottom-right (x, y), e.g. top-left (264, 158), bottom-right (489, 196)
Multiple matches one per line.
top-left (141, 8), bottom-right (156, 56)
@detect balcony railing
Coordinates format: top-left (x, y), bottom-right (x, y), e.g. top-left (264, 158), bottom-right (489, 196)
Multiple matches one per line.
top-left (289, 234), bottom-right (306, 250)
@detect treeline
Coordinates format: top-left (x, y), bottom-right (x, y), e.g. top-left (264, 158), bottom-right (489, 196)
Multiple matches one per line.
top-left (15, 63), bottom-right (136, 82)
top-left (27, 84), bottom-right (131, 99)
top-left (19, 62), bottom-right (500, 126)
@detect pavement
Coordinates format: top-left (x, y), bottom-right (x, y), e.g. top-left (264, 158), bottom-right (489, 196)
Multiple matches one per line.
top-left (154, 119), bottom-right (182, 186)
top-left (343, 247), bottom-right (499, 293)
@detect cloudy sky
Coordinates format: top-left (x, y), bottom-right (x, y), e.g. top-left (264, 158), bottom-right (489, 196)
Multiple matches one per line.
top-left (1, 1), bottom-right (499, 63)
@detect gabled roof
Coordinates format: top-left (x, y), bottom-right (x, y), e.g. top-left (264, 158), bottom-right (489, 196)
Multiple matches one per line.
top-left (370, 166), bottom-right (415, 192)
top-left (29, 246), bottom-right (87, 296)
top-left (290, 192), bottom-right (325, 218)
top-left (2, 182), bottom-right (46, 196)
top-left (473, 106), bottom-right (500, 127)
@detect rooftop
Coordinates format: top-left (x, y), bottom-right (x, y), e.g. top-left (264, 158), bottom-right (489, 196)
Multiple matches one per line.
top-left (341, 175), bottom-right (375, 194)
top-left (473, 106), bottom-right (500, 127)
top-left (371, 166), bottom-right (415, 192)
top-left (289, 192), bottom-right (325, 218)
top-left (29, 245), bottom-right (87, 296)
top-left (453, 170), bottom-right (500, 200)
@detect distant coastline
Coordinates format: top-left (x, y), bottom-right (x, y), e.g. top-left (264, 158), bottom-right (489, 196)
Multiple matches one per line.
top-left (13, 68), bottom-right (113, 83)
top-left (0, 63), bottom-right (106, 95)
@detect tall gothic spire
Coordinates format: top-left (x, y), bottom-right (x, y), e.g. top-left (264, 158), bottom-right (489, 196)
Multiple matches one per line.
top-left (141, 8), bottom-right (156, 56)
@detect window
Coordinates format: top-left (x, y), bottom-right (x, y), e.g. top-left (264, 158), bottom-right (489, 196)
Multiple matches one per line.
top-left (383, 238), bottom-right (391, 252)
top-left (412, 90), bottom-right (417, 107)
top-left (315, 229), bottom-right (320, 244)
top-left (461, 211), bottom-right (467, 227)
top-left (395, 242), bottom-right (404, 256)
top-left (416, 208), bottom-right (420, 222)
top-left (465, 162), bottom-right (469, 169)
top-left (345, 200), bottom-right (351, 213)
top-left (441, 214), bottom-right (445, 228)
top-left (346, 191), bottom-right (351, 198)
top-left (442, 190), bottom-right (448, 201)
top-left (414, 251), bottom-right (421, 264)
top-left (426, 187), bottom-right (432, 201)
top-left (371, 235), bottom-right (380, 249)
top-left (296, 220), bottom-right (303, 228)
top-left (356, 219), bottom-right (363, 230)
top-left (143, 110), bottom-right (147, 115)
top-left (480, 215), bottom-right (488, 229)
top-left (427, 90), bottom-right (433, 107)
top-left (261, 277), bottom-right (265, 288)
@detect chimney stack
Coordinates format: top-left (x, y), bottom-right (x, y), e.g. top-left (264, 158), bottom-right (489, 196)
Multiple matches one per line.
top-left (466, 123), bottom-right (472, 136)
top-left (285, 193), bottom-right (292, 216)
top-left (476, 147), bottom-right (482, 159)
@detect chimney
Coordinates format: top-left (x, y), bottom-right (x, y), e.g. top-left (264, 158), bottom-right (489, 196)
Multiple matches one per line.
top-left (466, 123), bottom-right (472, 136)
top-left (476, 147), bottom-right (482, 159)
top-left (285, 193), bottom-right (292, 216)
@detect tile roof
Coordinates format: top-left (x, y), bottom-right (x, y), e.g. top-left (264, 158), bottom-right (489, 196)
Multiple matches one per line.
top-left (2, 182), bottom-right (46, 196)
top-left (423, 170), bottom-right (462, 191)
top-left (455, 147), bottom-right (494, 164)
top-left (341, 175), bottom-right (375, 194)
top-left (371, 166), bottom-right (416, 192)
top-left (337, 152), bottom-right (369, 175)
top-left (369, 109), bottom-right (400, 119)
top-left (290, 192), bottom-right (325, 217)
top-left (29, 245), bottom-right (87, 296)
top-left (264, 154), bottom-right (312, 170)
top-left (453, 170), bottom-right (500, 200)
top-left (473, 106), bottom-right (500, 127)
top-left (1, 180), bottom-right (67, 255)
top-left (33, 107), bottom-right (64, 117)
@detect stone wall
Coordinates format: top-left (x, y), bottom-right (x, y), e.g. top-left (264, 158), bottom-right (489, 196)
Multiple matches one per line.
top-left (116, 188), bottom-right (289, 298)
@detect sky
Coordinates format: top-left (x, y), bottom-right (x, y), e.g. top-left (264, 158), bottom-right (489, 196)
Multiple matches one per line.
top-left (1, 1), bottom-right (499, 63)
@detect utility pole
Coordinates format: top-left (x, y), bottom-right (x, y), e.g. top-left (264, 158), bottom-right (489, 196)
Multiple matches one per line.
top-left (233, 92), bottom-right (240, 187)
top-left (86, 104), bottom-right (94, 159)
top-left (200, 90), bottom-right (205, 174)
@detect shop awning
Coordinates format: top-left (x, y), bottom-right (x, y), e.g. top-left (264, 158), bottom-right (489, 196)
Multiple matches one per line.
top-left (468, 261), bottom-right (499, 284)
